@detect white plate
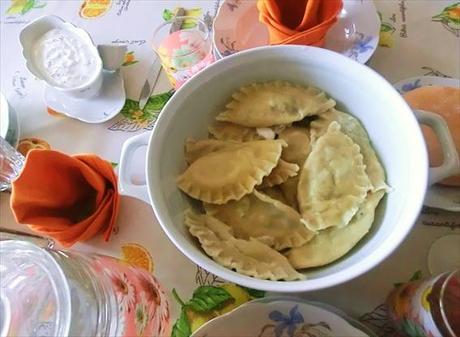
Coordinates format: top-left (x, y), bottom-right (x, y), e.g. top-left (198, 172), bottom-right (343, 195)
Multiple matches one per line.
top-left (44, 70), bottom-right (125, 124)
top-left (213, 0), bottom-right (380, 64)
top-left (192, 297), bottom-right (369, 337)
top-left (393, 76), bottom-right (460, 212)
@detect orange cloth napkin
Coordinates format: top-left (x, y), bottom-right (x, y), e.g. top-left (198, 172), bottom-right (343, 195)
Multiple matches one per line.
top-left (10, 149), bottom-right (120, 247)
top-left (257, 0), bottom-right (343, 46)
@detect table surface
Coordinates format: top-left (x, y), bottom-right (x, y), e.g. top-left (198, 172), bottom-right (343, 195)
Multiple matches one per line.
top-left (1, 1), bottom-right (459, 336)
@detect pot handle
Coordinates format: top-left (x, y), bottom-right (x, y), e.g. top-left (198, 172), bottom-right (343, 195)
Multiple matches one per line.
top-left (414, 109), bottom-right (460, 186)
top-left (118, 132), bottom-right (150, 204)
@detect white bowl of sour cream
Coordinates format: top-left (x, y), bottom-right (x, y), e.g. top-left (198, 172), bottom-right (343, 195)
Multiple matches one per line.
top-left (19, 15), bottom-right (103, 99)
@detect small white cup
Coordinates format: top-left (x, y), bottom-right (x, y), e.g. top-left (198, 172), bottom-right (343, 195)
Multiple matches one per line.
top-left (19, 15), bottom-right (103, 99)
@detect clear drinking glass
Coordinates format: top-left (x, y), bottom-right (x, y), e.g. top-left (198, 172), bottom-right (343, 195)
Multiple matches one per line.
top-left (0, 137), bottom-right (24, 191)
top-left (152, 16), bottom-right (214, 89)
top-left (386, 269), bottom-right (460, 337)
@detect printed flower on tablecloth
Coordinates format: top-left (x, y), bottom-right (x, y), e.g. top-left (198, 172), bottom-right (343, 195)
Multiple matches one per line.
top-left (5, 0), bottom-right (46, 15)
top-left (79, 0), bottom-right (112, 19)
top-left (122, 51), bottom-right (139, 67)
top-left (17, 137), bottom-right (51, 156)
top-left (432, 2), bottom-right (460, 37)
top-left (109, 269), bottom-right (137, 313)
top-left (135, 293), bottom-right (150, 335)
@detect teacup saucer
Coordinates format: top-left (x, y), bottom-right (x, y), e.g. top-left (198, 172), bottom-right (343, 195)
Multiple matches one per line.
top-left (44, 70), bottom-right (125, 124)
top-left (393, 76), bottom-right (460, 212)
top-left (213, 0), bottom-right (380, 64)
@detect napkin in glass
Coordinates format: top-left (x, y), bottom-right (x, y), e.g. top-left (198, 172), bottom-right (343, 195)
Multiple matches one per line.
top-left (10, 149), bottom-right (120, 247)
top-left (257, 0), bottom-right (343, 46)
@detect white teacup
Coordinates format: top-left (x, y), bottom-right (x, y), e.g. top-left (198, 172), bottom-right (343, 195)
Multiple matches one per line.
top-left (19, 15), bottom-right (103, 99)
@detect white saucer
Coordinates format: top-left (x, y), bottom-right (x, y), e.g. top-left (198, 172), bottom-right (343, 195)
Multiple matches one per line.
top-left (393, 76), bottom-right (460, 212)
top-left (213, 0), bottom-right (380, 64)
top-left (44, 70), bottom-right (125, 124)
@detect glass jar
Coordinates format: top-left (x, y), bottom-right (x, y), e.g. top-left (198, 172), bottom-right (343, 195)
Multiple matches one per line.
top-left (386, 270), bottom-right (459, 337)
top-left (0, 240), bottom-right (170, 337)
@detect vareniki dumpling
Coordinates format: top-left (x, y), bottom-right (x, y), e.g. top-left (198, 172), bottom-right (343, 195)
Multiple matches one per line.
top-left (209, 122), bottom-right (264, 142)
top-left (277, 127), bottom-right (311, 167)
top-left (310, 109), bottom-right (388, 192)
top-left (185, 210), bottom-right (305, 281)
top-left (286, 190), bottom-right (385, 269)
top-left (177, 139), bottom-right (286, 204)
top-left (184, 138), bottom-right (241, 164)
top-left (260, 159), bottom-right (299, 188)
top-left (205, 190), bottom-right (315, 250)
top-left (216, 81), bottom-right (336, 127)
top-left (298, 122), bottom-right (372, 230)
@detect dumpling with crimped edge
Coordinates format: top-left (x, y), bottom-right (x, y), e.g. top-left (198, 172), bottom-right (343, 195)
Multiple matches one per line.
top-left (184, 210), bottom-right (305, 281)
top-left (286, 190), bottom-right (385, 269)
top-left (177, 139), bottom-right (286, 204)
top-left (310, 108), bottom-right (389, 192)
top-left (259, 159), bottom-right (299, 188)
top-left (205, 190), bottom-right (315, 251)
top-left (216, 81), bottom-right (336, 127)
top-left (298, 122), bottom-right (372, 231)
top-left (185, 138), bottom-right (241, 164)
top-left (209, 122), bottom-right (264, 142)
top-left (278, 126), bottom-right (311, 167)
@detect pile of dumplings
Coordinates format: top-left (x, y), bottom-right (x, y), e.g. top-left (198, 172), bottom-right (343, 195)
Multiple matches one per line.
top-left (176, 81), bottom-right (389, 281)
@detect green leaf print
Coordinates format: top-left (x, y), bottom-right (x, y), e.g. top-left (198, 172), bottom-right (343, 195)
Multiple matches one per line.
top-left (144, 90), bottom-right (174, 111)
top-left (186, 286), bottom-right (233, 312)
top-left (409, 270), bottom-right (423, 281)
top-left (432, 2), bottom-right (460, 25)
top-left (21, 0), bottom-right (35, 14)
top-left (163, 9), bottom-right (174, 21)
top-left (242, 287), bottom-right (266, 299)
top-left (119, 91), bottom-right (172, 123)
top-left (171, 309), bottom-right (191, 337)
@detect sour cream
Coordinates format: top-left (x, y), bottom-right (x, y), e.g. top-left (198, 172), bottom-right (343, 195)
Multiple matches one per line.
top-left (33, 28), bottom-right (99, 89)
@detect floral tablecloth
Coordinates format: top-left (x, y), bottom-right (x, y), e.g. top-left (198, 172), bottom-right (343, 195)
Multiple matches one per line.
top-left (0, 1), bottom-right (459, 336)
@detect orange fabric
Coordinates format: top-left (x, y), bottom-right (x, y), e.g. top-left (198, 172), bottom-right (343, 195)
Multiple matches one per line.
top-left (257, 0), bottom-right (343, 46)
top-left (10, 149), bottom-right (120, 247)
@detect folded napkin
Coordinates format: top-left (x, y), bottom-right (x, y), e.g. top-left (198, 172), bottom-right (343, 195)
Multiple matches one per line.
top-left (10, 149), bottom-right (120, 247)
top-left (257, 0), bottom-right (343, 46)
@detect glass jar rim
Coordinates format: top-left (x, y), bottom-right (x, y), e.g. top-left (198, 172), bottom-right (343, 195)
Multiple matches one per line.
top-left (439, 269), bottom-right (459, 337)
top-left (151, 16), bottom-right (210, 59)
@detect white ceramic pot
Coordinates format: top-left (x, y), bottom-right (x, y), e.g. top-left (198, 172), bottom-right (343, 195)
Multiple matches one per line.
top-left (119, 46), bottom-right (459, 292)
top-left (19, 15), bottom-right (103, 99)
